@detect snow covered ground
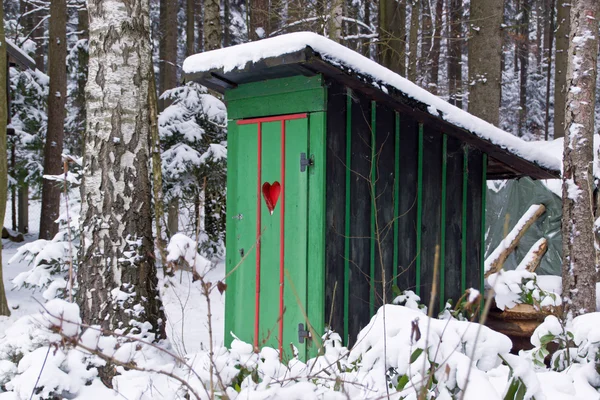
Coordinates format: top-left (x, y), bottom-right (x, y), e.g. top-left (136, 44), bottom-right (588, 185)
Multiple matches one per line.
top-left (3, 200), bottom-right (600, 399)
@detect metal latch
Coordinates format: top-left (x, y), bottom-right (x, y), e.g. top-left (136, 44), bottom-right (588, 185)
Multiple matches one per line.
top-left (300, 153), bottom-right (314, 172)
top-left (298, 323), bottom-right (311, 343)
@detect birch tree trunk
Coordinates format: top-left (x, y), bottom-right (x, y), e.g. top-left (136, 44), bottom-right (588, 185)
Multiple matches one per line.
top-left (554, 1), bottom-right (571, 139)
top-left (0, 0), bottom-right (12, 316)
top-left (39, 0), bottom-right (67, 240)
top-left (428, 0), bottom-right (444, 95)
top-left (468, 0), bottom-right (503, 125)
top-left (561, 0), bottom-right (599, 316)
top-left (78, 0), bottom-right (165, 339)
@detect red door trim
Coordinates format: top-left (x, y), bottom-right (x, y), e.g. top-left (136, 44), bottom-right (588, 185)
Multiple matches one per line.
top-left (278, 120), bottom-right (286, 358)
top-left (254, 122), bottom-right (262, 351)
top-left (237, 113), bottom-right (307, 125)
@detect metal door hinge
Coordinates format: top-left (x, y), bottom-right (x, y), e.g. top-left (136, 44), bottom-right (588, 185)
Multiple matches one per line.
top-left (300, 153), bottom-right (314, 172)
top-left (298, 323), bottom-right (312, 344)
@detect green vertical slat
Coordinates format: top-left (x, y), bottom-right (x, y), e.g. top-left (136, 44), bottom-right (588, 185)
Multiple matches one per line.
top-left (415, 123), bottom-right (424, 297)
top-left (461, 146), bottom-right (469, 293)
top-left (480, 153), bottom-right (488, 297)
top-left (440, 134), bottom-right (448, 310)
top-left (370, 101), bottom-right (376, 316)
top-left (393, 113), bottom-right (400, 288)
top-left (306, 112), bottom-right (327, 359)
top-left (344, 89), bottom-right (352, 341)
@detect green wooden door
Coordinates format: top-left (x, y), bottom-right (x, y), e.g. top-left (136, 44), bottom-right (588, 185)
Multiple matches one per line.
top-left (226, 114), bottom-right (309, 360)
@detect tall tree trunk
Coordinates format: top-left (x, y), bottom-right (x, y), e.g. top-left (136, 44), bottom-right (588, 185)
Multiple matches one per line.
top-left (379, 0), bottom-right (406, 75)
top-left (78, 0), bottom-right (166, 339)
top-left (448, 0), bottom-right (463, 108)
top-left (39, 0), bottom-right (67, 240)
top-left (250, 0), bottom-right (269, 40)
top-left (429, 0), bottom-right (444, 94)
top-left (561, 0), bottom-right (599, 317)
top-left (161, 0), bottom-right (179, 235)
top-left (408, 0), bottom-right (420, 82)
top-left (544, 0), bottom-right (555, 140)
top-left (196, 0), bottom-right (204, 50)
top-left (517, 0), bottom-right (530, 136)
top-left (468, 0), bottom-right (503, 125)
top-left (554, 1), bottom-right (570, 139)
top-left (204, 0), bottom-right (222, 50)
top-left (0, 0), bottom-right (11, 316)
top-left (187, 0), bottom-right (195, 54)
top-left (419, 0), bottom-right (433, 87)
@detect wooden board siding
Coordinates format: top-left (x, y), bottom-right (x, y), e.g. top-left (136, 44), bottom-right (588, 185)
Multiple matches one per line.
top-left (348, 90), bottom-right (373, 346)
top-left (324, 79), bottom-right (347, 341)
top-left (444, 137), bottom-right (466, 303)
top-left (396, 116), bottom-right (419, 296)
top-left (466, 147), bottom-right (485, 293)
top-left (420, 127), bottom-right (443, 309)
top-left (374, 102), bottom-right (396, 309)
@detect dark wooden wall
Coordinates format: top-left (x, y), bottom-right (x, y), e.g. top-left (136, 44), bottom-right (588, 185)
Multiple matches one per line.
top-left (324, 80), bottom-right (486, 346)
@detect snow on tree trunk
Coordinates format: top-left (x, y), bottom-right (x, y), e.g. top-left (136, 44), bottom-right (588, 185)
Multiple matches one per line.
top-left (78, 0), bottom-right (165, 339)
top-left (468, 0), bottom-right (503, 126)
top-left (561, 0), bottom-right (599, 316)
top-left (39, 0), bottom-right (67, 240)
top-left (0, 0), bottom-right (11, 316)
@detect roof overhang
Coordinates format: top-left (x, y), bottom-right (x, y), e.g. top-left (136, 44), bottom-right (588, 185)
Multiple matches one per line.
top-left (185, 46), bottom-right (560, 180)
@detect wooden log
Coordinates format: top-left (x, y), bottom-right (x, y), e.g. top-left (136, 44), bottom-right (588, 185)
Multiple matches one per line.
top-left (484, 204), bottom-right (546, 278)
top-left (516, 238), bottom-right (548, 273)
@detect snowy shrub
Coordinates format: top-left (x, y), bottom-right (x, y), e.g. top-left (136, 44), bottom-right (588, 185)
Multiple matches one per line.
top-left (166, 233), bottom-right (212, 277)
top-left (9, 160), bottom-right (81, 300)
top-left (0, 301), bottom-right (520, 400)
top-left (487, 270), bottom-right (561, 311)
top-left (159, 82), bottom-right (227, 257)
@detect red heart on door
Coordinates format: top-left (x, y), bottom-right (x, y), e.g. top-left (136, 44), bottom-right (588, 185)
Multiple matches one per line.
top-left (262, 181), bottom-right (281, 214)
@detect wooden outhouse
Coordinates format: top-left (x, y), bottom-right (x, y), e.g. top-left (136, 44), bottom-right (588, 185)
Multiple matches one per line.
top-left (184, 33), bottom-right (560, 359)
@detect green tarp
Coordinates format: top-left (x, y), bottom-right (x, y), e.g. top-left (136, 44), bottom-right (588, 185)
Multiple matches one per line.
top-left (486, 178), bottom-right (562, 275)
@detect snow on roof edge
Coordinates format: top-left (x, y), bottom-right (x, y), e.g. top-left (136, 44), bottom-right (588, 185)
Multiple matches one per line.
top-left (183, 32), bottom-right (561, 173)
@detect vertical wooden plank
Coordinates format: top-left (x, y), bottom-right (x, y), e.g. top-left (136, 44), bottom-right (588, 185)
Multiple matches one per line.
top-left (307, 111), bottom-right (327, 358)
top-left (324, 80), bottom-right (347, 341)
top-left (393, 113), bottom-right (400, 289)
top-left (348, 91), bottom-right (372, 346)
top-left (397, 116), bottom-right (418, 295)
top-left (370, 102), bottom-right (376, 316)
top-left (480, 154), bottom-right (488, 297)
top-left (416, 124), bottom-right (424, 297)
top-left (283, 117), bottom-right (309, 359)
top-left (461, 147), bottom-right (469, 293)
top-left (444, 137), bottom-right (464, 304)
top-left (466, 147), bottom-right (484, 294)
top-left (344, 88), bottom-right (351, 340)
top-left (374, 103), bottom-right (396, 308)
top-left (439, 134), bottom-right (448, 311)
top-left (420, 127), bottom-right (443, 309)
top-left (225, 122), bottom-right (258, 348)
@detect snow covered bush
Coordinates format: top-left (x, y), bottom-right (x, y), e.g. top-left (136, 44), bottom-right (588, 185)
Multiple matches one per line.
top-left (159, 82), bottom-right (227, 257)
top-left (0, 299), bottom-right (521, 400)
top-left (487, 270), bottom-right (561, 311)
top-left (9, 160), bottom-right (81, 300)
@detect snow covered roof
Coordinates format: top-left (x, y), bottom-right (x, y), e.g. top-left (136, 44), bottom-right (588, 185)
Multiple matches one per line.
top-left (183, 32), bottom-right (560, 179)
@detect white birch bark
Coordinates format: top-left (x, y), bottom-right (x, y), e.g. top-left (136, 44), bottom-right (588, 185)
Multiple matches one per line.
top-left (561, 0), bottom-right (599, 316)
top-left (78, 0), bottom-right (165, 338)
